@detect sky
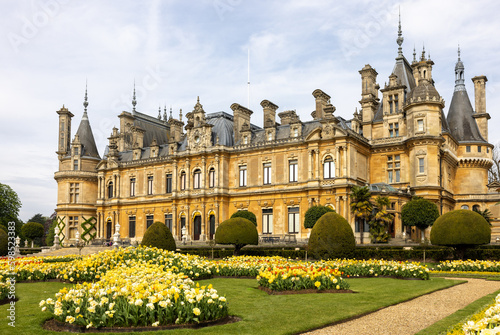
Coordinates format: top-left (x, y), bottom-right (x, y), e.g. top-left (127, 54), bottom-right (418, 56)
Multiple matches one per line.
top-left (1, 0), bottom-right (500, 222)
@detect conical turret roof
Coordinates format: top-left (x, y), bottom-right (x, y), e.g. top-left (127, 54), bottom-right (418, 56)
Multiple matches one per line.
top-left (76, 111), bottom-right (100, 158)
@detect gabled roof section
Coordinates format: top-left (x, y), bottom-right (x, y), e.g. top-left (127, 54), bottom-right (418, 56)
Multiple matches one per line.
top-left (391, 55), bottom-right (416, 93)
top-left (76, 112), bottom-right (100, 158)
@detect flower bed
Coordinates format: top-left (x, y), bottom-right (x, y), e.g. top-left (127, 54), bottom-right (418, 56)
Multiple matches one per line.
top-left (40, 261), bottom-right (228, 329)
top-left (257, 265), bottom-right (349, 292)
top-left (446, 293), bottom-right (500, 334)
top-left (436, 260), bottom-right (500, 273)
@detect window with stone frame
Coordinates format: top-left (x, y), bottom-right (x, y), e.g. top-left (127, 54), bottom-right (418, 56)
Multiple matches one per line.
top-left (263, 162), bottom-right (271, 185)
top-left (389, 94), bottom-right (399, 114)
top-left (417, 119), bottom-right (424, 132)
top-left (193, 169), bottom-right (201, 189)
top-left (289, 160), bottom-right (298, 182)
top-left (180, 171), bottom-right (186, 190)
top-left (107, 181), bottom-right (113, 198)
top-left (288, 207), bottom-right (300, 234)
top-left (146, 215), bottom-right (154, 229)
top-left (239, 165), bottom-right (247, 187)
top-left (418, 157), bottom-right (425, 174)
top-left (165, 213), bottom-right (173, 232)
top-left (129, 216), bottom-right (136, 238)
top-left (130, 178), bottom-right (136, 197)
top-left (262, 208), bottom-right (273, 234)
top-left (323, 156), bottom-right (335, 179)
top-left (387, 155), bottom-right (401, 183)
top-left (166, 174), bottom-right (172, 193)
top-left (69, 183), bottom-right (80, 203)
top-left (147, 175), bottom-right (153, 195)
top-left (389, 123), bottom-right (399, 137)
top-left (208, 168), bottom-right (215, 188)
top-left (73, 159), bottom-right (79, 171)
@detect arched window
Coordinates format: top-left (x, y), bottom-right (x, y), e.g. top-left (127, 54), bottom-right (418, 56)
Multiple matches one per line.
top-left (180, 171), bottom-right (186, 190)
top-left (472, 204), bottom-right (480, 211)
top-left (209, 167), bottom-right (215, 188)
top-left (323, 156), bottom-right (335, 179)
top-left (461, 205), bottom-right (469, 210)
top-left (108, 181), bottom-right (113, 198)
top-left (193, 169), bottom-right (201, 189)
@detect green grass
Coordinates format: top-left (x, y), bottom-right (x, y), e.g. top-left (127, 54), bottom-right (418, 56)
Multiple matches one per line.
top-left (1, 278), bottom-right (463, 335)
top-left (416, 289), bottom-right (500, 335)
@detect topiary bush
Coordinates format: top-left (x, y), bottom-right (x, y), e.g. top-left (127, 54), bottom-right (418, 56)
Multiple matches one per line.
top-left (430, 209), bottom-right (491, 259)
top-left (21, 222), bottom-right (44, 245)
top-left (141, 221), bottom-right (176, 251)
top-left (230, 210), bottom-right (257, 226)
top-left (215, 217), bottom-right (258, 255)
top-left (308, 212), bottom-right (355, 260)
top-left (0, 229), bottom-right (7, 256)
top-left (303, 205), bottom-right (335, 229)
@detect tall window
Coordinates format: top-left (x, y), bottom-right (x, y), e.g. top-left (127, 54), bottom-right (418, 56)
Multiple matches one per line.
top-left (262, 208), bottom-right (273, 234)
top-left (263, 163), bottom-right (271, 185)
top-left (418, 158), bottom-right (425, 174)
top-left (387, 155), bottom-right (401, 183)
top-left (147, 176), bottom-right (153, 195)
top-left (108, 181), bottom-right (113, 198)
top-left (417, 119), bottom-right (424, 132)
top-left (323, 156), bottom-right (334, 179)
top-left (129, 216), bottom-right (136, 238)
top-left (466, 146), bottom-right (471, 153)
top-left (165, 214), bottom-right (173, 232)
top-left (289, 160), bottom-right (298, 182)
top-left (193, 169), bottom-right (201, 189)
top-left (68, 216), bottom-right (78, 239)
top-left (74, 147), bottom-right (79, 155)
top-left (73, 159), bottom-right (78, 171)
top-left (70, 183), bottom-right (80, 203)
top-left (146, 215), bottom-right (154, 229)
top-left (209, 168), bottom-right (215, 188)
top-left (166, 174), bottom-right (172, 193)
top-left (180, 171), bottom-right (186, 190)
top-left (288, 207), bottom-right (300, 234)
top-left (389, 123), bottom-right (399, 137)
top-left (293, 128), bottom-right (299, 137)
top-left (239, 166), bottom-right (247, 187)
top-left (267, 132), bottom-right (272, 141)
top-left (389, 94), bottom-right (398, 114)
top-left (478, 146), bottom-right (482, 153)
top-left (130, 178), bottom-right (136, 197)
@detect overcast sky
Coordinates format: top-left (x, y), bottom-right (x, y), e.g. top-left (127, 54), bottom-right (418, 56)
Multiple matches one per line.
top-left (2, 0), bottom-right (500, 222)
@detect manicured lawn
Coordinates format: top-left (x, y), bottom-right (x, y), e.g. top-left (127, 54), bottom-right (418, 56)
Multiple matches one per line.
top-left (1, 278), bottom-right (463, 335)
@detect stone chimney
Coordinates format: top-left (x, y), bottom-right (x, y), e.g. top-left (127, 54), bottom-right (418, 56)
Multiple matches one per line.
top-left (312, 89), bottom-right (331, 120)
top-left (472, 75), bottom-right (490, 141)
top-left (260, 99), bottom-right (279, 128)
top-left (230, 103), bottom-right (253, 144)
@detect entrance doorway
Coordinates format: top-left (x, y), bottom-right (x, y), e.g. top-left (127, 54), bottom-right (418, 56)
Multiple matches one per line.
top-left (209, 214), bottom-right (215, 240)
top-left (193, 215), bottom-right (201, 240)
top-left (106, 219), bottom-right (112, 239)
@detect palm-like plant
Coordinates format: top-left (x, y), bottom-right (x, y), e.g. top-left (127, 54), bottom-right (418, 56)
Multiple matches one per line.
top-left (350, 185), bottom-right (373, 244)
top-left (473, 207), bottom-right (492, 226)
top-left (370, 196), bottom-right (393, 243)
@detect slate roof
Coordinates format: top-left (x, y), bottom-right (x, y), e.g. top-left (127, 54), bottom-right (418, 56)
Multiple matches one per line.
top-left (75, 112), bottom-right (100, 158)
top-left (133, 111), bottom-right (169, 147)
top-left (447, 89), bottom-right (486, 143)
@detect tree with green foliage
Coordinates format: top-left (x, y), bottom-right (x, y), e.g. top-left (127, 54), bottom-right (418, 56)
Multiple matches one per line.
top-left (0, 229), bottom-right (7, 256)
top-left (0, 183), bottom-right (23, 237)
top-left (45, 220), bottom-right (57, 246)
top-left (215, 217), bottom-right (258, 255)
top-left (402, 198), bottom-right (439, 242)
top-left (21, 222), bottom-right (44, 246)
top-left (230, 210), bottom-right (257, 226)
top-left (141, 222), bottom-right (176, 251)
top-left (431, 209), bottom-right (491, 259)
top-left (28, 213), bottom-right (47, 225)
top-left (473, 207), bottom-right (492, 225)
top-left (308, 212), bottom-right (355, 259)
top-left (304, 205), bottom-right (335, 229)
top-left (369, 196), bottom-right (393, 243)
top-left (350, 185), bottom-right (373, 244)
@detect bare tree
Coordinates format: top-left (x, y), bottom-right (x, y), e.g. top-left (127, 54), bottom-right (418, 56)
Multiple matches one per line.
top-left (489, 143), bottom-right (500, 184)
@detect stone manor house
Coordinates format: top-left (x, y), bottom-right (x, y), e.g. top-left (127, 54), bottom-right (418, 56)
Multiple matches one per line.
top-left (54, 26), bottom-right (500, 244)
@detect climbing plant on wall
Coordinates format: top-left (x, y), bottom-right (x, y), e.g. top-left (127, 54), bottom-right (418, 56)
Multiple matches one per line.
top-left (80, 216), bottom-right (97, 244)
top-left (55, 216), bottom-right (66, 246)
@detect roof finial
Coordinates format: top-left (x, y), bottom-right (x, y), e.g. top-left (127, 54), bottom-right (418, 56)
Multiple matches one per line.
top-left (421, 44), bottom-right (426, 61)
top-left (169, 107), bottom-right (173, 120)
top-left (83, 80), bottom-right (89, 114)
top-left (179, 108), bottom-right (183, 121)
top-left (158, 106), bottom-right (161, 119)
top-left (163, 104), bottom-right (167, 121)
top-left (458, 44), bottom-right (461, 61)
top-left (396, 7), bottom-right (404, 57)
top-left (132, 80), bottom-right (137, 113)
top-left (413, 45), bottom-right (416, 62)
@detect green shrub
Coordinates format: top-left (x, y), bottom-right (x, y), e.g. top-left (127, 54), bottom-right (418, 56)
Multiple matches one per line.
top-left (304, 205), bottom-right (335, 229)
top-left (141, 221), bottom-right (176, 251)
top-left (45, 220), bottom-right (57, 247)
top-left (431, 209), bottom-right (490, 258)
top-left (308, 212), bottom-right (355, 260)
top-left (21, 222), bottom-right (44, 242)
top-left (215, 217), bottom-right (258, 255)
top-left (230, 210), bottom-right (257, 226)
top-left (0, 229), bottom-right (7, 256)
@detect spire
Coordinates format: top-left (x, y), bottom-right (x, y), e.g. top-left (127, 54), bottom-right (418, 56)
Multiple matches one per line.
top-left (413, 46), bottom-right (416, 62)
top-left (83, 80), bottom-right (89, 116)
top-left (396, 8), bottom-right (404, 58)
top-left (454, 45), bottom-right (465, 90)
top-left (169, 107), bottom-right (173, 120)
top-left (163, 105), bottom-right (167, 121)
top-left (421, 45), bottom-right (426, 61)
top-left (179, 108), bottom-right (183, 121)
top-left (157, 106), bottom-right (162, 119)
top-left (132, 81), bottom-right (137, 113)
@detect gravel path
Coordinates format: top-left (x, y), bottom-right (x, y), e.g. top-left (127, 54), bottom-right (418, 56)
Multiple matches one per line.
top-left (302, 278), bottom-right (500, 335)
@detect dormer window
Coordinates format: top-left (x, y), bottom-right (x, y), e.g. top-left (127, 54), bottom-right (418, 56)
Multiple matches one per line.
top-left (74, 147), bottom-right (79, 155)
top-left (417, 119), bottom-right (424, 132)
top-left (243, 136), bottom-right (248, 144)
top-left (293, 128), bottom-right (298, 137)
top-left (267, 132), bottom-right (272, 141)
